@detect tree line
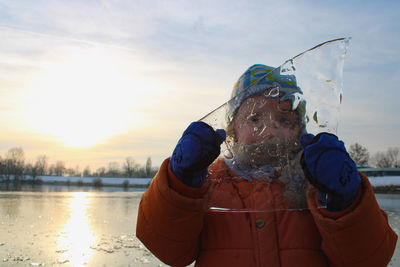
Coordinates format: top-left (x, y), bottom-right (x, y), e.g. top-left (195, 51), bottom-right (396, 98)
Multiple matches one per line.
top-left (0, 147), bottom-right (158, 181)
top-left (349, 143), bottom-right (399, 168)
top-left (0, 143), bottom-right (398, 182)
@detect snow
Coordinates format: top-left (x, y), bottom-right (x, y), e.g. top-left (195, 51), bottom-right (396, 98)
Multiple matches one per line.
top-left (367, 176), bottom-right (400, 186)
top-left (33, 175), bottom-right (400, 187)
top-left (21, 176), bottom-right (152, 186)
top-left (5, 174), bottom-right (400, 187)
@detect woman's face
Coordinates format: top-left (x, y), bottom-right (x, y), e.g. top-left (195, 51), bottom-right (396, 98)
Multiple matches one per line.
top-left (233, 94), bottom-right (301, 145)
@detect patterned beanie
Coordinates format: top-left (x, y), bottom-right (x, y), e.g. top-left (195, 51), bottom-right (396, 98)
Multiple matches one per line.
top-left (226, 64), bottom-right (306, 125)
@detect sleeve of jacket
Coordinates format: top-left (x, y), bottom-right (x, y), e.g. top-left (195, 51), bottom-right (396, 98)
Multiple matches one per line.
top-left (307, 172), bottom-right (398, 267)
top-left (136, 158), bottom-right (207, 267)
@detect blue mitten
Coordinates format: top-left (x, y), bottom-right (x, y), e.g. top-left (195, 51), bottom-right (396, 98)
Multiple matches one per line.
top-left (300, 133), bottom-right (361, 211)
top-left (170, 121), bottom-right (226, 188)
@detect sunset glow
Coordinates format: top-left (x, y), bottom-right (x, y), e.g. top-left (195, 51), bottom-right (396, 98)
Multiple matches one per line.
top-left (57, 192), bottom-right (95, 266)
top-left (24, 47), bottom-right (141, 147)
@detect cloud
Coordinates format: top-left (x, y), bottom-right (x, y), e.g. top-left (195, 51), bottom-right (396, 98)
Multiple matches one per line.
top-left (0, 0), bottom-right (399, 168)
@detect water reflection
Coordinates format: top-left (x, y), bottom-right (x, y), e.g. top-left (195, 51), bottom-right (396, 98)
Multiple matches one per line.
top-left (57, 192), bottom-right (96, 265)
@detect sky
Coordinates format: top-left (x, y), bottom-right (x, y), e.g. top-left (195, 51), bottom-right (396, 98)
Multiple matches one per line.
top-left (0, 0), bottom-right (399, 170)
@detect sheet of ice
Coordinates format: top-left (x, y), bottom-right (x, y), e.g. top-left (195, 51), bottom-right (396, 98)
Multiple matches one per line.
top-left (0, 191), bottom-right (168, 266)
top-left (200, 38), bottom-right (350, 213)
top-left (201, 38), bottom-right (350, 134)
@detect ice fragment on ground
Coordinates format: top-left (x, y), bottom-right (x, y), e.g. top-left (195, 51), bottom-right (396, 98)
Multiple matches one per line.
top-left (30, 262), bottom-right (44, 266)
top-left (13, 255), bottom-right (25, 261)
top-left (57, 259), bottom-right (70, 264)
top-left (140, 257), bottom-right (150, 264)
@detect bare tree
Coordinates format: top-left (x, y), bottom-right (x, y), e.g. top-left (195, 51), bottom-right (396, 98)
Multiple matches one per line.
top-left (123, 157), bottom-right (137, 178)
top-left (26, 162), bottom-right (42, 181)
top-left (5, 147), bottom-right (25, 180)
top-left (372, 152), bottom-right (392, 168)
top-left (387, 148), bottom-right (399, 168)
top-left (349, 143), bottom-right (370, 167)
top-left (47, 164), bottom-right (55, 176)
top-left (75, 165), bottom-right (81, 177)
top-left (146, 157), bottom-right (152, 177)
top-left (0, 156), bottom-right (5, 179)
top-left (83, 166), bottom-right (91, 177)
top-left (34, 155), bottom-right (48, 176)
top-left (95, 167), bottom-right (106, 177)
top-left (107, 162), bottom-right (120, 177)
top-left (65, 167), bottom-right (76, 176)
top-left (372, 148), bottom-right (400, 168)
top-left (25, 162), bottom-right (35, 179)
top-left (54, 161), bottom-right (66, 176)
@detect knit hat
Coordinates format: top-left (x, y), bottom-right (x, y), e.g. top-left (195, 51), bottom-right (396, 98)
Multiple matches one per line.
top-left (226, 64), bottom-right (306, 125)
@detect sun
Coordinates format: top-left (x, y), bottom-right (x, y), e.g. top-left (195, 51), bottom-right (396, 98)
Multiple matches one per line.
top-left (25, 47), bottom-right (142, 147)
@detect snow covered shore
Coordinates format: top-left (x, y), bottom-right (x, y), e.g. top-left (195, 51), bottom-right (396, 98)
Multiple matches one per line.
top-left (2, 175), bottom-right (400, 190)
top-left (37, 175), bottom-right (400, 187)
top-left (2, 175), bottom-right (152, 188)
top-left (367, 176), bottom-right (400, 186)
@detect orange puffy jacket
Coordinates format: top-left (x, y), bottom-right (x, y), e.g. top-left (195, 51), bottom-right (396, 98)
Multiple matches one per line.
top-left (137, 158), bottom-right (397, 267)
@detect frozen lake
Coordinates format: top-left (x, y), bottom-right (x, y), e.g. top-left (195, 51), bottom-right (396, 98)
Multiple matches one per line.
top-left (0, 188), bottom-right (165, 267)
top-left (0, 186), bottom-right (399, 266)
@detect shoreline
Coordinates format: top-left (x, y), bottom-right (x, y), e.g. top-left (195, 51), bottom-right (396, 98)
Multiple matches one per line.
top-left (1, 179), bottom-right (400, 194)
top-left (0, 176), bottom-right (151, 189)
top-left (372, 186), bottom-right (400, 194)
